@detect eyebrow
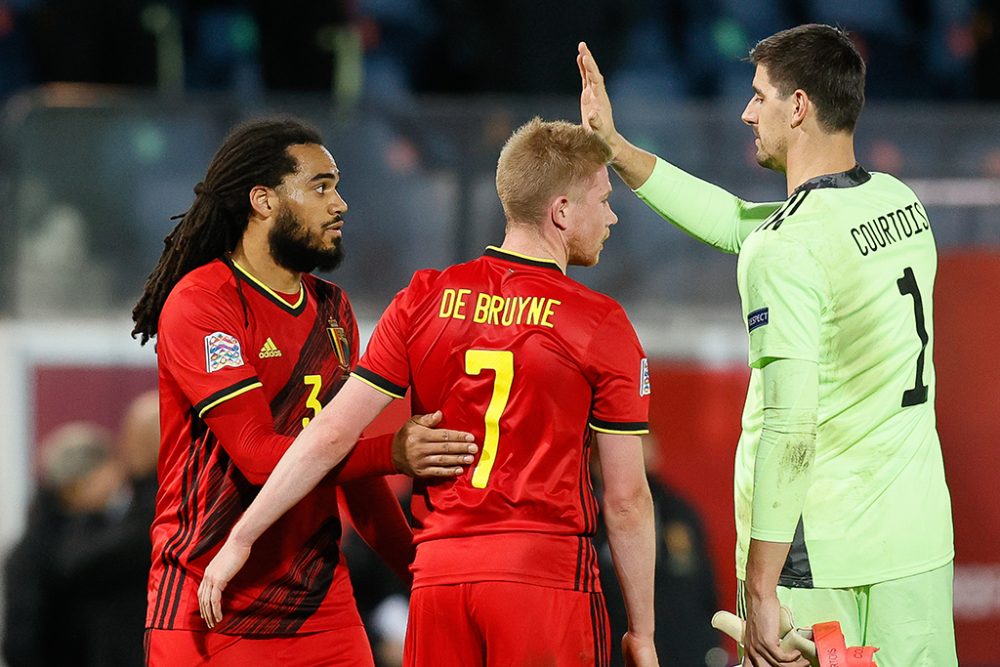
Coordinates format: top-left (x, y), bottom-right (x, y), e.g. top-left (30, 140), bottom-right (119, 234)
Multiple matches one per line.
top-left (310, 171), bottom-right (339, 182)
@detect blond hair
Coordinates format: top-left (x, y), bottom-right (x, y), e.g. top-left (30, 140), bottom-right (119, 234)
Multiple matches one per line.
top-left (496, 117), bottom-right (612, 224)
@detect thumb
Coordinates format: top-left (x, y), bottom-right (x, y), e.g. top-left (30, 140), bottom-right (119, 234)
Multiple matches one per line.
top-left (411, 410), bottom-right (443, 427)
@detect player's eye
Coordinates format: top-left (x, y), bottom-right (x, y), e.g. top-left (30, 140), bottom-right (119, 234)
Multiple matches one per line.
top-left (315, 183), bottom-right (327, 194)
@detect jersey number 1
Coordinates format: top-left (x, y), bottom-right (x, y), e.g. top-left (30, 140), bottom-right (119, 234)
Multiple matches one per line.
top-left (465, 350), bottom-right (514, 489)
top-left (897, 267), bottom-right (929, 407)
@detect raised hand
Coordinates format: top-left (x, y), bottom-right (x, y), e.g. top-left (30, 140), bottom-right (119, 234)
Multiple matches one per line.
top-left (577, 41), bottom-right (618, 149)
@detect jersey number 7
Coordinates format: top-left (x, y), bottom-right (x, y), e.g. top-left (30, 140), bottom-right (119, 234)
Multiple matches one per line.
top-left (465, 349), bottom-right (514, 488)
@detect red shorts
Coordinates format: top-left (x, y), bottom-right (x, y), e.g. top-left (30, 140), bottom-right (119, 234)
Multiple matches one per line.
top-left (404, 582), bottom-right (610, 667)
top-left (145, 625), bottom-right (374, 667)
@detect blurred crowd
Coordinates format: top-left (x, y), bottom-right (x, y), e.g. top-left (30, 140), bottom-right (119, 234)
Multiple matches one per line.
top-left (2, 392), bottom-right (159, 667)
top-left (1, 390), bottom-right (727, 666)
top-left (0, 0), bottom-right (999, 104)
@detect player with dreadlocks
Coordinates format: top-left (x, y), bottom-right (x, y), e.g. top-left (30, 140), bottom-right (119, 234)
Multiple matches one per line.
top-left (134, 117), bottom-right (477, 666)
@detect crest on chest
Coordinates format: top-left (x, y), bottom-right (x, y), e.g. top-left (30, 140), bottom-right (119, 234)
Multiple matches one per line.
top-left (327, 318), bottom-right (350, 370)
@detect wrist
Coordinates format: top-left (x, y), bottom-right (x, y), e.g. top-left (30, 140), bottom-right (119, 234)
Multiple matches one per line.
top-left (607, 132), bottom-right (626, 162)
top-left (228, 525), bottom-right (256, 550)
top-left (626, 629), bottom-right (654, 641)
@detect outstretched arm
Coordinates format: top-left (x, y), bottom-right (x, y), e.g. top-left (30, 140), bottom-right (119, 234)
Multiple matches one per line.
top-left (197, 377), bottom-right (473, 626)
top-left (578, 41), bottom-right (780, 253)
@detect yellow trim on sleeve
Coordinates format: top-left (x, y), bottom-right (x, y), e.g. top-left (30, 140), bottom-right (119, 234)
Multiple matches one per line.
top-left (350, 373), bottom-right (406, 399)
top-left (589, 424), bottom-right (650, 436)
top-left (197, 381), bottom-right (263, 418)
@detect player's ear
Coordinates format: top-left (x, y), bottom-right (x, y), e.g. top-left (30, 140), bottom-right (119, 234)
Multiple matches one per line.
top-left (549, 195), bottom-right (570, 231)
top-left (249, 185), bottom-right (275, 219)
top-left (790, 89), bottom-right (809, 129)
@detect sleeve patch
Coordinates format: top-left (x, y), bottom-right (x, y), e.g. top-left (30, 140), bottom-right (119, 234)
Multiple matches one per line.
top-left (205, 332), bottom-right (245, 373)
top-left (640, 358), bottom-right (651, 396)
top-left (748, 307), bottom-right (770, 333)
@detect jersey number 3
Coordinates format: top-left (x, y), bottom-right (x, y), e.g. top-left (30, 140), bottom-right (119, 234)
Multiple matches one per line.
top-left (465, 350), bottom-right (513, 488)
top-left (897, 267), bottom-right (929, 407)
top-left (301, 374), bottom-right (324, 428)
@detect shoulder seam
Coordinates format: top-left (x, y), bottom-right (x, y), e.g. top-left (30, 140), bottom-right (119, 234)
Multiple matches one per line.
top-left (757, 190), bottom-right (810, 232)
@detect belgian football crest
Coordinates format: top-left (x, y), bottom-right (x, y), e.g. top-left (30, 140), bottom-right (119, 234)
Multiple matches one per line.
top-left (327, 318), bottom-right (350, 370)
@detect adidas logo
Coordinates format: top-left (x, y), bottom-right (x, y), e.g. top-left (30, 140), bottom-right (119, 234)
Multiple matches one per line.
top-left (258, 338), bottom-right (282, 359)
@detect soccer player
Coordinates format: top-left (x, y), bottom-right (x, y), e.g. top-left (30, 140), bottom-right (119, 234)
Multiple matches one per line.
top-left (131, 117), bottom-right (477, 666)
top-left (578, 25), bottom-right (955, 667)
top-left (198, 118), bottom-right (659, 667)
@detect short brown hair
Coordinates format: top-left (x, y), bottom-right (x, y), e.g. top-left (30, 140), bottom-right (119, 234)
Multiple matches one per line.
top-left (749, 24), bottom-right (866, 133)
top-left (496, 117), bottom-right (612, 224)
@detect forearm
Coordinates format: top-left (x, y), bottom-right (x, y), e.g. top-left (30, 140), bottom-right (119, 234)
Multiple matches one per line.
top-left (745, 538), bottom-right (793, 600)
top-left (328, 433), bottom-right (396, 483)
top-left (603, 488), bottom-right (657, 637)
top-left (228, 378), bottom-right (388, 547)
top-left (750, 360), bottom-right (818, 542)
top-left (607, 132), bottom-right (657, 190)
top-left (229, 415), bottom-right (357, 546)
top-left (634, 156), bottom-right (781, 253)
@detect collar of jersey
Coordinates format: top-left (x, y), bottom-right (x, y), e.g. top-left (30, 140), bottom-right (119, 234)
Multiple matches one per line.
top-left (793, 164), bottom-right (871, 195)
top-left (484, 246), bottom-right (563, 273)
top-left (225, 256), bottom-right (307, 315)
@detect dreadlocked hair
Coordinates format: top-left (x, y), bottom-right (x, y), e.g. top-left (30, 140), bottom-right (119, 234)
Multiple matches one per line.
top-left (131, 117), bottom-right (323, 345)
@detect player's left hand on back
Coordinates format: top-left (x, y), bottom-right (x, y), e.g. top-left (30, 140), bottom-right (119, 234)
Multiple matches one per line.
top-left (198, 538), bottom-right (252, 629)
top-left (392, 410), bottom-right (478, 478)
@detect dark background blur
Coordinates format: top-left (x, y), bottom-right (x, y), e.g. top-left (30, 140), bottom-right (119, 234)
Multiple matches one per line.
top-left (0, 2), bottom-right (998, 666)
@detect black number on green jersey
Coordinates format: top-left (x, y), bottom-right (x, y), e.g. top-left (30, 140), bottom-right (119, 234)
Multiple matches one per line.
top-left (897, 267), bottom-right (929, 407)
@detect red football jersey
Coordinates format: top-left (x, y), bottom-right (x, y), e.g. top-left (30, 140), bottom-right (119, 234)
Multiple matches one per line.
top-left (355, 247), bottom-right (650, 592)
top-left (149, 257), bottom-right (361, 634)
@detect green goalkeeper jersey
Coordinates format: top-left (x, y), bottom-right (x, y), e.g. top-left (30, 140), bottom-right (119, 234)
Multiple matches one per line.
top-left (637, 159), bottom-right (953, 588)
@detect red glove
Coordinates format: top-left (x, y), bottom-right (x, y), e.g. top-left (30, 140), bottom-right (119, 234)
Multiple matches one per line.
top-left (813, 621), bottom-right (879, 667)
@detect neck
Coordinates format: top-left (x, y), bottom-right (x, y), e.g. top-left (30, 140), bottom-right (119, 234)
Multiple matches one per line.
top-left (230, 226), bottom-right (301, 293)
top-left (500, 221), bottom-right (568, 273)
top-left (784, 132), bottom-right (856, 197)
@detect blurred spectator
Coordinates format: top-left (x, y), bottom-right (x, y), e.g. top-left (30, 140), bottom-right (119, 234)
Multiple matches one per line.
top-left (111, 389), bottom-right (162, 658)
top-left (15, 202), bottom-right (113, 315)
top-left (2, 394), bottom-right (160, 667)
top-left (594, 435), bottom-right (722, 667)
top-left (2, 423), bottom-right (131, 666)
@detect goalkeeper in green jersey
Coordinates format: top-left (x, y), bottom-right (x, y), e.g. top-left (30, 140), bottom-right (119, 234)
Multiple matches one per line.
top-left (578, 24), bottom-right (955, 667)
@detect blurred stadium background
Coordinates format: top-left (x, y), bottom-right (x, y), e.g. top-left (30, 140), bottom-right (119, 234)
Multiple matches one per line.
top-left (0, 0), bottom-right (998, 665)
